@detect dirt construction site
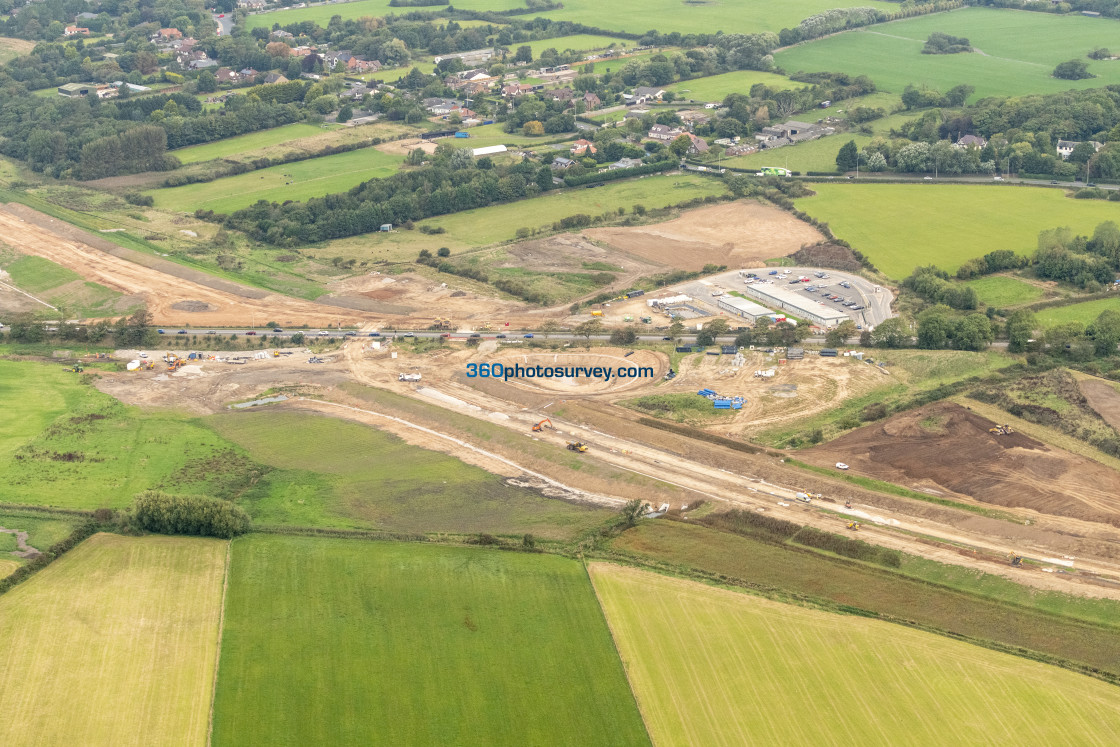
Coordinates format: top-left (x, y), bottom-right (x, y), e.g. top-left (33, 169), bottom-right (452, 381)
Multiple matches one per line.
top-left (84, 335), bottom-right (1120, 601)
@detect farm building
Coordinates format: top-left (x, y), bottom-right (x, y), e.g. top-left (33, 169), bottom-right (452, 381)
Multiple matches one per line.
top-left (740, 284), bottom-right (850, 328)
top-left (716, 295), bottom-right (775, 322)
top-left (472, 145), bottom-right (507, 157)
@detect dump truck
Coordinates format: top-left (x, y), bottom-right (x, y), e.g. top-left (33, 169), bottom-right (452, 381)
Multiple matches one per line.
top-left (398, 373), bottom-right (421, 381)
top-left (566, 442), bottom-right (588, 453)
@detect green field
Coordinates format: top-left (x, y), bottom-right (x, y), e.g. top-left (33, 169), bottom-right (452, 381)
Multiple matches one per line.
top-left (1037, 296), bottom-right (1120, 327)
top-left (0, 360), bottom-right (87, 462)
top-left (0, 254), bottom-right (125, 317)
top-left (2, 254), bottom-right (80, 291)
top-left (591, 562), bottom-right (1120, 746)
top-left (170, 123), bottom-right (334, 164)
top-left (777, 8), bottom-right (1120, 99)
top-left (0, 533), bottom-right (227, 745)
top-left (149, 146), bottom-right (405, 212)
top-left (0, 510), bottom-right (79, 559)
top-left (212, 536), bottom-right (649, 746)
top-left (667, 70), bottom-right (795, 102)
top-left (794, 184), bottom-right (1120, 279)
top-left (520, 34), bottom-right (633, 58)
top-left (966, 275), bottom-right (1045, 307)
top-left (208, 409), bottom-right (612, 537)
top-left (327, 172), bottom-right (728, 259)
top-left (0, 35), bottom-right (35, 64)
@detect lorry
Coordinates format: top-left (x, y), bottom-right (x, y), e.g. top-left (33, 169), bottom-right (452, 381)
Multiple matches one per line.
top-left (795, 492), bottom-right (821, 503)
top-left (398, 373), bottom-right (422, 382)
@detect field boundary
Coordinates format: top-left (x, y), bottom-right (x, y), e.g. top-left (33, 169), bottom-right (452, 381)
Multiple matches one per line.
top-left (206, 538), bottom-right (233, 747)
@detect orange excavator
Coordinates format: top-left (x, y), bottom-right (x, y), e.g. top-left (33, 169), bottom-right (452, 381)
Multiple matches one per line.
top-left (532, 419), bottom-right (554, 432)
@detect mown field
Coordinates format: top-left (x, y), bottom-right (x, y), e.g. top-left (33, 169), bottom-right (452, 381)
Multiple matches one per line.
top-left (519, 34), bottom-right (633, 58)
top-left (794, 184), bottom-right (1120, 279)
top-left (212, 536), bottom-right (649, 746)
top-left (149, 146), bottom-right (405, 213)
top-left (590, 562), bottom-right (1120, 746)
top-left (170, 123), bottom-right (335, 164)
top-left (966, 275), bottom-right (1045, 307)
top-left (207, 409), bottom-right (612, 538)
top-left (0, 252), bottom-right (127, 317)
top-left (324, 172), bottom-right (728, 260)
top-left (1036, 296), bottom-right (1120, 327)
top-left (776, 7), bottom-right (1120, 99)
top-left (0, 35), bottom-right (35, 64)
top-left (0, 533), bottom-right (227, 746)
top-left (666, 70), bottom-right (794, 101)
top-left (0, 509), bottom-right (79, 559)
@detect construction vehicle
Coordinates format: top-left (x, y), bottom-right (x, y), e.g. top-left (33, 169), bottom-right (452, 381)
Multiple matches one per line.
top-left (1009, 551), bottom-right (1023, 567)
top-left (532, 419), bottom-right (554, 432)
top-left (64, 362), bottom-right (84, 373)
top-left (844, 500), bottom-right (852, 509)
top-left (989, 424), bottom-right (1014, 435)
top-left (591, 310), bottom-right (603, 317)
top-left (566, 441), bottom-right (588, 453)
top-left (434, 317), bottom-right (453, 330)
top-left (795, 492), bottom-right (820, 503)
top-left (846, 521), bottom-right (860, 531)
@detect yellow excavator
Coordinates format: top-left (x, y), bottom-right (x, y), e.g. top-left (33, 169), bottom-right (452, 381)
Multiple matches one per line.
top-left (989, 424), bottom-right (1014, 435)
top-left (1009, 551), bottom-right (1023, 567)
top-left (532, 419), bottom-right (554, 432)
top-left (566, 442), bottom-right (588, 453)
top-left (846, 521), bottom-right (861, 531)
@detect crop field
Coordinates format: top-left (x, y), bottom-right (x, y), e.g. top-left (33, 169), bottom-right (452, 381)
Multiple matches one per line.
top-left (170, 123), bottom-right (334, 164)
top-left (149, 146), bottom-right (404, 213)
top-left (207, 409), bottom-right (612, 537)
top-left (966, 275), bottom-right (1045, 307)
top-left (0, 533), bottom-right (227, 746)
top-left (776, 8), bottom-right (1120, 99)
top-left (590, 562), bottom-right (1120, 746)
top-left (1037, 296), bottom-right (1120, 327)
top-left (794, 184), bottom-right (1120, 279)
top-left (212, 536), bottom-right (649, 746)
top-left (667, 70), bottom-right (795, 102)
top-left (0, 36), bottom-right (34, 64)
top-left (324, 172), bottom-right (728, 260)
top-left (0, 360), bottom-right (252, 509)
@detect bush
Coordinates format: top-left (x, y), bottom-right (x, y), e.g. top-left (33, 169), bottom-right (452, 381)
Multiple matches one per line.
top-left (130, 491), bottom-right (250, 538)
top-left (702, 509), bottom-right (801, 542)
top-left (124, 192), bottom-right (154, 207)
top-left (793, 525), bottom-right (902, 567)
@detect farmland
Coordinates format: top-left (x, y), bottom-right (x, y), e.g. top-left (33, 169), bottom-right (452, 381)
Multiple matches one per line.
top-left (170, 123), bottom-right (335, 164)
top-left (1036, 296), bottom-right (1120, 327)
top-left (0, 533), bottom-right (227, 746)
top-left (323, 172), bottom-right (728, 260)
top-left (149, 146), bottom-right (405, 213)
top-left (966, 275), bottom-right (1045, 307)
top-left (211, 536), bottom-right (649, 746)
top-left (590, 562), bottom-right (1120, 746)
top-left (776, 8), bottom-right (1120, 99)
top-left (667, 70), bottom-right (794, 102)
top-left (0, 509), bottom-right (79, 559)
top-left (207, 409), bottom-right (612, 538)
top-left (519, 34), bottom-right (634, 58)
top-left (0, 253), bottom-right (126, 317)
top-left (0, 36), bottom-right (34, 64)
top-left (794, 184), bottom-right (1120, 279)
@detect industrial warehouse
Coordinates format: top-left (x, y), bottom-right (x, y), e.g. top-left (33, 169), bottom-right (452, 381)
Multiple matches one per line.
top-left (740, 283), bottom-right (851, 327)
top-left (716, 294), bottom-right (776, 322)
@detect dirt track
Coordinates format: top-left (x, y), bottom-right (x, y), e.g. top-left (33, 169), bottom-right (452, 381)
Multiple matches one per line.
top-left (585, 201), bottom-right (824, 270)
top-left (1080, 378), bottom-right (1120, 433)
top-left (806, 402), bottom-right (1120, 528)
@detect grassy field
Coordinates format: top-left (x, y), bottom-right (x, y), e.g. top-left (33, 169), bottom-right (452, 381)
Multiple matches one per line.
top-left (777, 8), bottom-right (1120, 99)
top-left (966, 275), bottom-right (1045, 307)
top-left (0, 35), bottom-right (34, 64)
top-left (591, 562), bottom-right (1120, 746)
top-left (0, 533), bottom-right (226, 746)
top-left (0, 360), bottom-right (86, 462)
top-left (170, 123), bottom-right (335, 164)
top-left (623, 392), bottom-right (736, 423)
top-left (207, 409), bottom-right (612, 538)
top-left (149, 146), bottom-right (405, 213)
top-left (2, 254), bottom-right (80, 292)
top-left (520, 34), bottom-right (633, 58)
top-left (667, 70), bottom-right (795, 102)
top-left (0, 253), bottom-right (126, 318)
top-left (0, 509), bottom-right (79, 558)
top-left (324, 172), bottom-right (728, 260)
top-left (1036, 296), bottom-right (1120, 327)
top-left (212, 536), bottom-right (649, 746)
top-left (794, 184), bottom-right (1120, 279)
top-left (444, 122), bottom-right (554, 150)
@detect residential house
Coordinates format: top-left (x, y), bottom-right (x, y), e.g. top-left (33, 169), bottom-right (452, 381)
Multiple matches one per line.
top-left (953, 134), bottom-right (987, 149)
top-left (686, 133), bottom-right (709, 154)
top-left (609, 157), bottom-right (643, 170)
top-left (215, 67), bottom-right (240, 84)
top-left (341, 85), bottom-right (373, 101)
top-left (263, 72), bottom-right (289, 84)
top-left (289, 46), bottom-right (315, 57)
top-left (64, 25), bottom-right (90, 36)
top-left (270, 30), bottom-right (294, 39)
top-left (551, 87), bottom-right (574, 103)
top-left (239, 67), bottom-right (259, 78)
top-left (154, 28), bottom-right (182, 41)
top-left (582, 92), bottom-right (601, 110)
top-left (755, 120), bottom-right (833, 148)
top-left (648, 124), bottom-right (685, 142)
top-left (1057, 139), bottom-right (1103, 160)
top-left (189, 57), bottom-right (218, 70)
top-left (626, 86), bottom-right (665, 105)
top-left (551, 156), bottom-right (575, 170)
top-left (75, 12), bottom-right (98, 21)
top-left (570, 139), bottom-right (597, 155)
top-left (423, 97), bottom-right (460, 115)
top-left (726, 143), bottom-right (757, 157)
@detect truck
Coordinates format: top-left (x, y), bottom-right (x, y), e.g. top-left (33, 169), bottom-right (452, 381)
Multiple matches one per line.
top-left (756, 166), bottom-right (791, 177)
top-left (795, 492), bottom-right (821, 503)
top-left (454, 131), bottom-right (470, 138)
top-left (398, 373), bottom-right (422, 381)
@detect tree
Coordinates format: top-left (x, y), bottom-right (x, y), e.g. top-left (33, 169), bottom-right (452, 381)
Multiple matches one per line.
top-left (696, 329), bottom-right (715, 347)
top-left (917, 307), bottom-right (952, 349)
top-left (197, 71), bottom-right (218, 94)
top-left (437, 247), bottom-right (451, 257)
top-left (1068, 140), bottom-right (1098, 165)
top-left (540, 320), bottom-right (561, 338)
top-left (1005, 310), bottom-right (1035, 353)
top-left (1090, 309), bottom-right (1120, 356)
top-left (1053, 59), bottom-right (1093, 80)
top-left (835, 140), bottom-right (858, 172)
top-left (522, 120), bottom-right (544, 136)
top-left (574, 319), bottom-right (603, 341)
top-left (337, 104), bottom-right (353, 123)
top-left (668, 133), bottom-right (692, 158)
top-left (706, 318), bottom-right (730, 337)
top-left (871, 317), bottom-right (909, 348)
top-left (117, 307), bottom-right (153, 348)
top-left (955, 314), bottom-right (994, 351)
top-left (825, 319), bottom-right (857, 346)
top-left (669, 320), bottom-right (685, 340)
top-left (290, 332), bottom-right (306, 345)
top-left (514, 45), bottom-right (532, 63)
top-left (609, 327), bottom-right (637, 345)
top-left (726, 174), bottom-right (753, 197)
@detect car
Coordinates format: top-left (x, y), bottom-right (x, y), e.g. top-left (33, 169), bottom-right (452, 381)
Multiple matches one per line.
top-left (157, 329), bottom-right (165, 334)
top-left (993, 176), bottom-right (1003, 181)
top-left (318, 330), bottom-right (329, 335)
top-left (853, 305), bottom-right (865, 310)
top-left (496, 334), bottom-right (507, 338)
top-left (1088, 182), bottom-right (1098, 187)
top-left (800, 278), bottom-right (811, 282)
top-left (368, 332), bottom-right (380, 337)
top-left (207, 330), bottom-right (216, 334)
top-left (402, 332), bottom-right (415, 337)
top-left (139, 352), bottom-right (148, 358)
top-left (840, 282), bottom-right (851, 289)
top-left (344, 331), bottom-right (357, 336)
top-left (788, 279), bottom-right (800, 284)
top-left (835, 462), bottom-right (850, 470)
top-left (177, 329), bottom-right (187, 335)
top-left (856, 325), bottom-right (863, 330)
top-left (662, 336), bottom-right (672, 340)
top-left (768, 270), bottom-right (778, 275)
top-left (440, 333), bottom-right (451, 338)
top-left (524, 333), bottom-right (534, 338)
top-left (469, 333), bottom-right (481, 338)
top-left (923, 176), bottom-right (933, 180)
top-left (1051, 180), bottom-right (1059, 184)
top-left (246, 331), bottom-right (256, 336)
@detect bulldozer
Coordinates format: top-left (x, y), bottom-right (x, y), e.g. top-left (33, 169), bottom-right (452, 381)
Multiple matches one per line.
top-left (566, 441), bottom-right (588, 453)
top-left (532, 419), bottom-right (554, 432)
top-left (846, 521), bottom-right (860, 531)
top-left (1009, 551), bottom-right (1023, 567)
top-left (989, 424), bottom-right (1014, 436)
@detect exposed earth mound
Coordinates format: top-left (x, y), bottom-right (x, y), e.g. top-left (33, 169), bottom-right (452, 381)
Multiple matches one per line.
top-left (806, 402), bottom-right (1120, 527)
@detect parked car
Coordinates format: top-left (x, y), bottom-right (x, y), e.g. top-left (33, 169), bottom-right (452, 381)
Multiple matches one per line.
top-left (768, 270), bottom-right (778, 275)
top-left (836, 462), bottom-right (850, 470)
top-left (139, 352), bottom-right (148, 358)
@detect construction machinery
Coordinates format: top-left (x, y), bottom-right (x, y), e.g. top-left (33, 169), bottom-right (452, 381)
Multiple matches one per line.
top-left (989, 424), bottom-right (1014, 436)
top-left (64, 362), bottom-right (84, 373)
top-left (846, 521), bottom-right (860, 531)
top-left (844, 500), bottom-right (852, 509)
top-left (1009, 551), bottom-right (1023, 567)
top-left (434, 317), bottom-right (453, 330)
top-left (566, 441), bottom-right (588, 453)
top-left (532, 419), bottom-right (554, 432)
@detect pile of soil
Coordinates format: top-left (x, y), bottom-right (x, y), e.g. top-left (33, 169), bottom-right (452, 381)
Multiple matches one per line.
top-left (790, 242), bottom-right (863, 272)
top-left (171, 300), bottom-right (217, 312)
